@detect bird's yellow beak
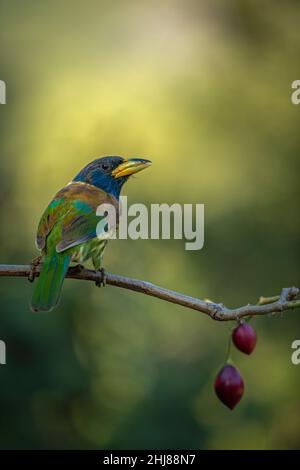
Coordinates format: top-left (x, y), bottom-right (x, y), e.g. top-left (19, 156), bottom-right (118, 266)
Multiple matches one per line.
top-left (112, 158), bottom-right (152, 179)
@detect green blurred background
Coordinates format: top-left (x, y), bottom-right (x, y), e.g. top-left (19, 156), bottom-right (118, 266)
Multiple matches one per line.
top-left (0, 0), bottom-right (300, 450)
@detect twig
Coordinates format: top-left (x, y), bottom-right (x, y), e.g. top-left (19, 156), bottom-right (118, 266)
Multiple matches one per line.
top-left (0, 264), bottom-right (299, 321)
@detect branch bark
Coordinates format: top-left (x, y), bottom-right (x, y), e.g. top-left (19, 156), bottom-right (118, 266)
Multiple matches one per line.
top-left (0, 264), bottom-right (299, 321)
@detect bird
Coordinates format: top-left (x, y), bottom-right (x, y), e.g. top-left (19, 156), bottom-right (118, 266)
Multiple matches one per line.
top-left (30, 156), bottom-right (151, 312)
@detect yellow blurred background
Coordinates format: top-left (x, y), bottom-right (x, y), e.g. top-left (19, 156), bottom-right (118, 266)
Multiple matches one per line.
top-left (0, 0), bottom-right (300, 449)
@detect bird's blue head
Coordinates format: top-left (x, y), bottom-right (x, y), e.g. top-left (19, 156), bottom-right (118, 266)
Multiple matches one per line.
top-left (73, 156), bottom-right (151, 199)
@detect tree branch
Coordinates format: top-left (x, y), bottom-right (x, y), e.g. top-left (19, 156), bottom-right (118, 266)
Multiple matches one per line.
top-left (0, 264), bottom-right (299, 321)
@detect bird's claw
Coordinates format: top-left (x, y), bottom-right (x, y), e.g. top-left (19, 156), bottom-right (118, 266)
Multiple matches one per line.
top-left (28, 256), bottom-right (42, 283)
top-left (95, 268), bottom-right (106, 287)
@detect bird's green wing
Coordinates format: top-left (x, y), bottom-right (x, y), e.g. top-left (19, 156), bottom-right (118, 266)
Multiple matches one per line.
top-left (56, 200), bottom-right (107, 252)
top-left (36, 198), bottom-right (64, 251)
top-left (36, 182), bottom-right (119, 254)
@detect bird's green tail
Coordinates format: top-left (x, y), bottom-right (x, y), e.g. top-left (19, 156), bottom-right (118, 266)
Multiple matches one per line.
top-left (30, 253), bottom-right (71, 312)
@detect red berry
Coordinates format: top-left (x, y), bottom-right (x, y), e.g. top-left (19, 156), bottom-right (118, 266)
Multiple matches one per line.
top-left (214, 364), bottom-right (244, 410)
top-left (232, 322), bottom-right (257, 355)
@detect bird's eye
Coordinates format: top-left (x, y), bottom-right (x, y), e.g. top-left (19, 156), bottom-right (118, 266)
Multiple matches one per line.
top-left (101, 163), bottom-right (110, 171)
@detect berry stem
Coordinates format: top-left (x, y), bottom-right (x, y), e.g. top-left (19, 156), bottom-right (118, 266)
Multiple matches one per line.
top-left (225, 333), bottom-right (234, 365)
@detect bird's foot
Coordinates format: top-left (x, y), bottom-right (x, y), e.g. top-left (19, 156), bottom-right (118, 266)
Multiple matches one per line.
top-left (28, 256), bottom-right (42, 283)
top-left (95, 267), bottom-right (106, 287)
